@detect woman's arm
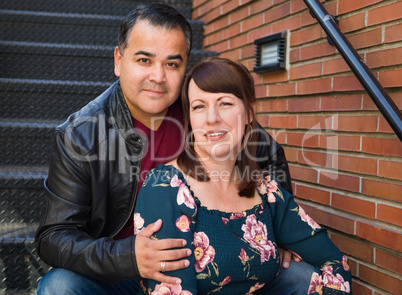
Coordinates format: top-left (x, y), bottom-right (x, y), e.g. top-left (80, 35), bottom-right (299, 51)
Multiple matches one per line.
top-left (259, 178), bottom-right (352, 294)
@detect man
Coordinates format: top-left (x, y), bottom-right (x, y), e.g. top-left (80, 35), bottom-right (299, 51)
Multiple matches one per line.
top-left (35, 4), bottom-right (310, 294)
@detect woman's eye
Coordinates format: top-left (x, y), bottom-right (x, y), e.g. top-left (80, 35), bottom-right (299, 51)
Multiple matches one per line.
top-left (221, 102), bottom-right (233, 106)
top-left (192, 105), bottom-right (204, 110)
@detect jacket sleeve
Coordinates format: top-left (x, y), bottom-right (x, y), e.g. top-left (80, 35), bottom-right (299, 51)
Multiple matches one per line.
top-left (35, 129), bottom-right (140, 284)
top-left (134, 167), bottom-right (197, 294)
top-left (262, 180), bottom-right (352, 294)
top-left (255, 123), bottom-right (293, 194)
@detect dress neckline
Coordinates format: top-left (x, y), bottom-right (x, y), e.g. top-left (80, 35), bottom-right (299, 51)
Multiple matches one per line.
top-left (156, 164), bottom-right (268, 219)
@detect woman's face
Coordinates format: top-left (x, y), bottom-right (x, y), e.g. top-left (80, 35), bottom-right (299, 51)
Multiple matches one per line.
top-left (188, 79), bottom-right (247, 162)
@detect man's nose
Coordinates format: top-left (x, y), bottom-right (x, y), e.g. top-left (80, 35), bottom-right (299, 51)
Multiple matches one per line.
top-left (149, 64), bottom-right (166, 83)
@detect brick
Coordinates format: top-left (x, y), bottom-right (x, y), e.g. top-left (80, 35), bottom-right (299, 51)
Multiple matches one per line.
top-left (290, 25), bottom-right (323, 46)
top-left (378, 116), bottom-right (397, 134)
top-left (255, 85), bottom-right (268, 99)
top-left (335, 115), bottom-right (378, 133)
top-left (223, 23), bottom-right (241, 39)
top-left (375, 249), bottom-right (402, 275)
top-left (269, 83), bottom-right (296, 97)
top-left (289, 165), bottom-right (318, 183)
top-left (295, 184), bottom-right (331, 205)
top-left (332, 193), bottom-right (376, 218)
top-left (320, 94), bottom-right (363, 111)
top-left (229, 33), bottom-right (249, 49)
top-left (228, 6), bottom-right (248, 24)
top-left (204, 6), bottom-right (221, 24)
top-left (297, 78), bottom-right (332, 95)
top-left (290, 62), bottom-right (322, 80)
top-left (249, 1), bottom-right (274, 15)
top-left (258, 98), bottom-right (288, 112)
top-left (289, 97), bottom-right (320, 113)
top-left (339, 0), bottom-right (382, 14)
top-left (300, 203), bottom-right (355, 234)
top-left (221, 0), bottom-right (241, 16)
top-left (288, 132), bottom-right (319, 148)
top-left (298, 150), bottom-right (332, 168)
top-left (300, 10), bottom-right (316, 27)
top-left (300, 42), bottom-right (336, 61)
top-left (367, 1), bottom-right (402, 26)
top-left (378, 160), bottom-right (402, 181)
top-left (264, 2), bottom-right (290, 23)
top-left (320, 134), bottom-right (361, 152)
top-left (351, 281), bottom-right (373, 295)
top-left (377, 204), bottom-right (402, 227)
top-left (220, 49), bottom-right (241, 61)
top-left (205, 30), bottom-right (224, 46)
top-left (361, 92), bottom-right (402, 111)
top-left (379, 68), bottom-right (402, 88)
top-left (261, 71), bottom-right (289, 84)
top-left (267, 129), bottom-right (287, 143)
top-left (385, 23), bottom-right (402, 43)
top-left (339, 12), bottom-right (366, 33)
top-left (357, 221), bottom-right (402, 252)
top-left (347, 28), bottom-right (382, 50)
top-left (291, 0), bottom-right (307, 13)
top-left (319, 171), bottom-right (360, 193)
top-left (269, 115), bottom-right (297, 129)
top-left (243, 13), bottom-right (264, 32)
top-left (359, 263), bottom-right (402, 294)
top-left (272, 15), bottom-right (301, 34)
top-left (298, 115), bottom-right (332, 130)
top-left (366, 47), bottom-right (402, 69)
top-left (331, 233), bottom-right (374, 262)
top-left (240, 44), bottom-right (255, 59)
top-left (323, 57), bottom-right (350, 75)
top-left (192, 0), bottom-right (208, 9)
top-left (362, 137), bottom-right (402, 157)
top-left (256, 114), bottom-right (269, 127)
top-left (361, 179), bottom-right (402, 202)
top-left (289, 48), bottom-right (299, 63)
top-left (333, 75), bottom-right (365, 92)
top-left (338, 155), bottom-right (377, 176)
top-left (283, 147), bottom-right (298, 163)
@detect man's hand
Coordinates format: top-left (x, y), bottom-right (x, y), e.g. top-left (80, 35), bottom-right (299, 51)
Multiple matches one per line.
top-left (279, 247), bottom-right (301, 269)
top-left (135, 219), bottom-right (191, 284)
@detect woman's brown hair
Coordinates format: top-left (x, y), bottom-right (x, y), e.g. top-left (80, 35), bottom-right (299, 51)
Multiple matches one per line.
top-left (177, 57), bottom-right (261, 197)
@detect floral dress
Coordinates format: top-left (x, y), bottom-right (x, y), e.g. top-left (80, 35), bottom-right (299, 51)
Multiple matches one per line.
top-left (134, 165), bottom-right (351, 295)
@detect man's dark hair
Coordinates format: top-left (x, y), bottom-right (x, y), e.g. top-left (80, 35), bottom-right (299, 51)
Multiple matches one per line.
top-left (118, 4), bottom-right (192, 56)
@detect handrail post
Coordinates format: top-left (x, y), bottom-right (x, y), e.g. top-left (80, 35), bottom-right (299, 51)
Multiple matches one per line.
top-left (303, 0), bottom-right (402, 141)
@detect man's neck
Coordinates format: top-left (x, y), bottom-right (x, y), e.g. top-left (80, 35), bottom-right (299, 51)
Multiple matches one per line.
top-left (131, 108), bottom-right (169, 131)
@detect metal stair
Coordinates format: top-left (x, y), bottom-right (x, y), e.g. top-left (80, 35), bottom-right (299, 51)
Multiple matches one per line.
top-left (0, 1), bottom-right (215, 293)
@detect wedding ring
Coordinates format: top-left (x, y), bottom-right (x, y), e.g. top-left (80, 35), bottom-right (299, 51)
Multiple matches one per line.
top-left (160, 261), bottom-right (166, 272)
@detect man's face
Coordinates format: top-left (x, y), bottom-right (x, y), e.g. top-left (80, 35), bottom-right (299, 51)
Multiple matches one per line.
top-left (114, 20), bottom-right (188, 128)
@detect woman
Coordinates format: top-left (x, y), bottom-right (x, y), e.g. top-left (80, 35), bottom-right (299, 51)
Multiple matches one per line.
top-left (134, 57), bottom-right (351, 294)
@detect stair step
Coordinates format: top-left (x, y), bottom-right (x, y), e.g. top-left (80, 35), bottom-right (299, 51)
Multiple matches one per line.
top-left (0, 0), bottom-right (193, 19)
top-left (0, 78), bottom-right (111, 120)
top-left (0, 10), bottom-right (205, 50)
top-left (0, 122), bottom-right (56, 166)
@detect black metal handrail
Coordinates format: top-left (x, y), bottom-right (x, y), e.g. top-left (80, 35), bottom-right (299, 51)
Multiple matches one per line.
top-left (303, 0), bottom-right (402, 141)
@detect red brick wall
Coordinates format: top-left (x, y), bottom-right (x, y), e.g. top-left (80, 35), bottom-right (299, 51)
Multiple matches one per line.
top-left (192, 0), bottom-right (402, 293)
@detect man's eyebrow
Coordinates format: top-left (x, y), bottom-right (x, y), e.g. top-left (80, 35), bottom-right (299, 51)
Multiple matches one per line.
top-left (135, 51), bottom-right (183, 61)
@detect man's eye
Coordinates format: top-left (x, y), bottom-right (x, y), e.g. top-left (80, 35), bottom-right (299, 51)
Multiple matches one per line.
top-left (139, 58), bottom-right (150, 64)
top-left (166, 62), bottom-right (178, 68)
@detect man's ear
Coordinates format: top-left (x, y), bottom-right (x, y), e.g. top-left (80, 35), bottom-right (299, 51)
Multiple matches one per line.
top-left (114, 46), bottom-right (122, 77)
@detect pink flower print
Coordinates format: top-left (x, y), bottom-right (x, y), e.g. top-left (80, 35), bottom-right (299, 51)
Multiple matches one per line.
top-left (230, 212), bottom-right (246, 220)
top-left (193, 232), bottom-right (215, 272)
top-left (256, 178), bottom-right (267, 195)
top-left (246, 282), bottom-right (265, 294)
top-left (239, 247), bottom-right (249, 263)
top-left (241, 215), bottom-right (276, 263)
top-left (151, 283), bottom-right (192, 295)
top-left (321, 266), bottom-right (350, 293)
top-left (222, 217), bottom-right (229, 225)
top-left (257, 176), bottom-right (278, 202)
top-left (176, 215), bottom-right (191, 232)
top-left (341, 256), bottom-right (350, 271)
top-left (170, 175), bottom-right (196, 210)
top-left (298, 206), bottom-right (321, 230)
top-left (220, 276), bottom-right (232, 286)
top-left (308, 272), bottom-right (323, 294)
top-left (133, 213), bottom-right (144, 235)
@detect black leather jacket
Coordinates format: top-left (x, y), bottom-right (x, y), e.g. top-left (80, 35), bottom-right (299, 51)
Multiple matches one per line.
top-left (35, 80), bottom-right (292, 284)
